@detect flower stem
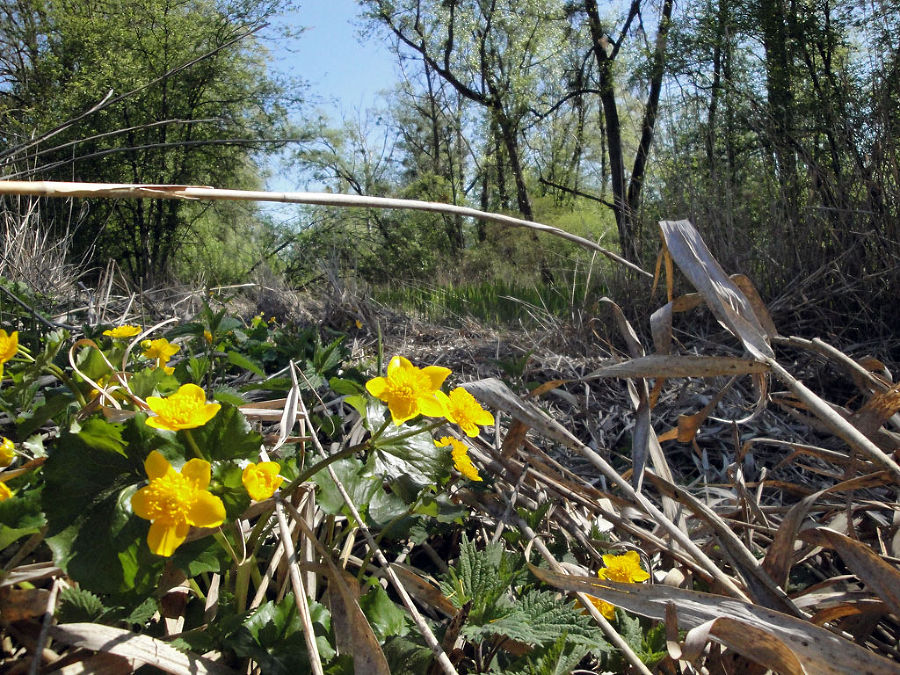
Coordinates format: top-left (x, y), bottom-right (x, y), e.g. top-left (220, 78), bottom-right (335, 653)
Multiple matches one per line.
top-left (372, 419), bottom-right (446, 448)
top-left (183, 429), bottom-right (206, 461)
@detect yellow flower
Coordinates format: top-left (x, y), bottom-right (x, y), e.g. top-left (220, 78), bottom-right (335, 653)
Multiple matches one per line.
top-left (436, 436), bottom-right (482, 482)
top-left (599, 551), bottom-right (650, 583)
top-left (242, 461), bottom-right (284, 500)
top-left (0, 329), bottom-right (18, 379)
top-left (145, 383), bottom-right (221, 431)
top-left (0, 437), bottom-right (15, 467)
top-left (131, 451), bottom-right (225, 556)
top-left (203, 329), bottom-right (213, 345)
top-left (141, 338), bottom-right (180, 370)
top-left (103, 324), bottom-right (142, 339)
top-left (365, 356), bottom-right (450, 425)
top-left (436, 387), bottom-right (495, 437)
top-left (585, 551), bottom-right (649, 620)
top-left (0, 482), bottom-right (11, 502)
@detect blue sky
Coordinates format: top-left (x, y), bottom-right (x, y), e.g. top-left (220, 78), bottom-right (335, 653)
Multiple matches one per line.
top-left (265, 2), bottom-right (398, 118)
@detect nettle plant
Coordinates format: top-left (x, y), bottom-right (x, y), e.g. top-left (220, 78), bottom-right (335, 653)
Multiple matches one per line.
top-left (0, 311), bottom-right (653, 673)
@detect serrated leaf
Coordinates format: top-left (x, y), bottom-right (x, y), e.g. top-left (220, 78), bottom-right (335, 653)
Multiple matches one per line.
top-left (510, 633), bottom-right (593, 675)
top-left (184, 403), bottom-right (262, 461)
top-left (56, 587), bottom-right (107, 623)
top-left (462, 590), bottom-right (605, 648)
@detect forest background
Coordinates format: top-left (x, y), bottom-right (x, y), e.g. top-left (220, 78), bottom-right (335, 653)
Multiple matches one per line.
top-left (1, 0), bottom-right (898, 344)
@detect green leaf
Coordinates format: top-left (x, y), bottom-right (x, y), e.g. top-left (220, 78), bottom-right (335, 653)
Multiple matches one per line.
top-left (0, 486), bottom-right (45, 549)
top-left (129, 367), bottom-right (180, 399)
top-left (76, 416), bottom-right (126, 456)
top-left (56, 587), bottom-right (108, 623)
top-left (213, 387), bottom-right (246, 406)
top-left (312, 457), bottom-right (381, 521)
top-left (343, 394), bottom-right (368, 418)
top-left (382, 636), bottom-right (433, 673)
top-left (373, 421), bottom-right (450, 486)
top-left (227, 350), bottom-right (265, 377)
top-left (42, 427), bottom-right (161, 596)
top-left (229, 595), bottom-right (335, 674)
top-left (212, 461), bottom-right (252, 520)
top-left (184, 403), bottom-right (262, 462)
top-left (329, 377), bottom-right (365, 396)
top-left (171, 536), bottom-right (228, 577)
top-left (508, 632), bottom-right (592, 675)
top-left (463, 590), bottom-right (606, 648)
top-left (359, 585), bottom-right (410, 642)
top-left (17, 392), bottom-right (75, 439)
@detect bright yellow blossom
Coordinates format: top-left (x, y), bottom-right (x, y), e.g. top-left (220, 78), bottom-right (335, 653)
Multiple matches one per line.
top-left (203, 329), bottom-right (213, 345)
top-left (436, 387), bottom-right (494, 437)
top-left (103, 324), bottom-right (142, 339)
top-left (141, 338), bottom-right (180, 371)
top-left (242, 461), bottom-right (283, 500)
top-left (599, 551), bottom-right (650, 584)
top-left (436, 436), bottom-right (482, 482)
top-left (0, 329), bottom-right (18, 379)
top-left (0, 482), bottom-right (11, 502)
top-left (145, 383), bottom-right (221, 431)
top-left (365, 356), bottom-right (450, 425)
top-left (0, 437), bottom-right (15, 467)
top-left (131, 451), bottom-right (225, 556)
top-left (585, 551), bottom-right (650, 620)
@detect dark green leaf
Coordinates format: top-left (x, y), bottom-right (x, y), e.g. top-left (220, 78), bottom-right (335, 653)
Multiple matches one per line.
top-left (359, 585), bottom-right (409, 642)
top-left (56, 587), bottom-right (108, 623)
top-left (184, 403), bottom-right (262, 462)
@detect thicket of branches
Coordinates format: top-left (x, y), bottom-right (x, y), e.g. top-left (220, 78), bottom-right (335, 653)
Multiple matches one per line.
top-left (2, 0), bottom-right (899, 339)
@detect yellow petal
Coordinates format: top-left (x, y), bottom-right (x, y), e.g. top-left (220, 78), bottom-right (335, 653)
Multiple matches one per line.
top-left (144, 415), bottom-right (175, 431)
top-left (365, 376), bottom-right (387, 398)
top-left (416, 394), bottom-right (445, 418)
top-left (177, 383), bottom-right (206, 403)
top-left (131, 486), bottom-right (155, 519)
top-left (144, 450), bottom-right (171, 479)
top-left (422, 365), bottom-right (452, 390)
top-left (147, 520), bottom-right (188, 557)
top-left (386, 355), bottom-right (411, 377)
top-left (188, 491), bottom-right (225, 528)
top-left (181, 458), bottom-right (211, 490)
top-left (388, 398), bottom-right (419, 425)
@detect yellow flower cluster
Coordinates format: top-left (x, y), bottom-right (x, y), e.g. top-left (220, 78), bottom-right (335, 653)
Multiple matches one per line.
top-left (435, 436), bottom-right (482, 481)
top-left (0, 329), bottom-right (18, 379)
top-left (366, 356), bottom-right (495, 481)
top-left (142, 338), bottom-right (180, 374)
top-left (587, 551), bottom-right (650, 619)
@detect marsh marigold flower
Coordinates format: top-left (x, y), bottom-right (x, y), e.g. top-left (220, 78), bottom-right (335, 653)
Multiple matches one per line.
top-left (436, 436), bottom-right (482, 481)
top-left (0, 482), bottom-right (11, 502)
top-left (145, 383), bottom-right (220, 431)
top-left (0, 437), bottom-right (15, 467)
top-left (203, 329), bottom-right (213, 345)
top-left (0, 329), bottom-right (18, 379)
top-left (142, 337), bottom-right (180, 372)
top-left (242, 461), bottom-right (283, 500)
top-left (131, 451), bottom-right (225, 556)
top-left (585, 551), bottom-right (650, 620)
top-left (103, 324), bottom-right (142, 339)
top-left (365, 356), bottom-right (450, 425)
top-left (436, 387), bottom-right (494, 437)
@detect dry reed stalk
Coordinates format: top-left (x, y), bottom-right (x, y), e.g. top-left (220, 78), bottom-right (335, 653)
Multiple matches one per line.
top-left (0, 180), bottom-right (650, 278)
